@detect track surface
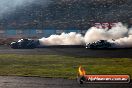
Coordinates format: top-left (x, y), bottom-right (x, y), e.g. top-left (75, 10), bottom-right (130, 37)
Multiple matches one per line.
top-left (0, 76), bottom-right (131, 88)
top-left (0, 46), bottom-right (132, 58)
top-left (0, 46), bottom-right (132, 88)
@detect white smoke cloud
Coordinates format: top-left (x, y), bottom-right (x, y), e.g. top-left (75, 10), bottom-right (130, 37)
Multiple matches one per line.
top-left (84, 22), bottom-right (128, 44)
top-left (39, 32), bottom-right (85, 45)
top-left (113, 35), bottom-right (132, 47)
top-left (39, 22), bottom-right (132, 48)
top-left (84, 22), bottom-right (132, 48)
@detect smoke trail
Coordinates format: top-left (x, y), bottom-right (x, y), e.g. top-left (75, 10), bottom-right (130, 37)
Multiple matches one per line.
top-left (84, 22), bottom-right (132, 48)
top-left (112, 27), bottom-right (132, 48)
top-left (39, 32), bottom-right (84, 45)
top-left (39, 22), bottom-right (132, 48)
top-left (113, 35), bottom-right (132, 47)
top-left (84, 22), bottom-right (128, 44)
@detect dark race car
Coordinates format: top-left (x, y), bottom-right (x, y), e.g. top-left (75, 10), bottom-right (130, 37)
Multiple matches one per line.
top-left (10, 39), bottom-right (40, 49)
top-left (86, 40), bottom-right (117, 49)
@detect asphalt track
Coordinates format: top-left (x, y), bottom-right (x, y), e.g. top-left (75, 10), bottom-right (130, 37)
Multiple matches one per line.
top-left (0, 45), bottom-right (132, 58)
top-left (0, 76), bottom-right (131, 88)
top-left (0, 46), bottom-right (132, 88)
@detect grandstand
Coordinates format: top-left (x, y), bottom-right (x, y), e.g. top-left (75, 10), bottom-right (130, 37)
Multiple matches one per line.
top-left (0, 0), bottom-right (132, 39)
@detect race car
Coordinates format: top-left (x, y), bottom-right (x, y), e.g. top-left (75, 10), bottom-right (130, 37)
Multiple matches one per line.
top-left (10, 39), bottom-right (40, 49)
top-left (86, 40), bottom-right (116, 49)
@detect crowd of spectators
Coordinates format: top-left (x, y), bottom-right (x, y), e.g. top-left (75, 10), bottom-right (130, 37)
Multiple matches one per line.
top-left (0, 0), bottom-right (132, 30)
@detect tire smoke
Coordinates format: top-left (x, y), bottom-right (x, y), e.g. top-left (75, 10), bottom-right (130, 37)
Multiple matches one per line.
top-left (39, 22), bottom-right (132, 48)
